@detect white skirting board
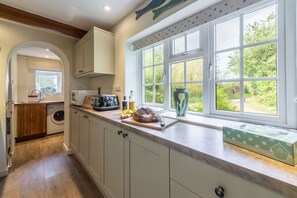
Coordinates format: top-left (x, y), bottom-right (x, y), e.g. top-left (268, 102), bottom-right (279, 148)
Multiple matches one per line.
top-left (63, 143), bottom-right (73, 155)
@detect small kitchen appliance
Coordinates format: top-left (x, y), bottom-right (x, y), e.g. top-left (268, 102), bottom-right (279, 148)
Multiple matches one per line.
top-left (93, 94), bottom-right (119, 111)
top-left (71, 90), bottom-right (97, 106)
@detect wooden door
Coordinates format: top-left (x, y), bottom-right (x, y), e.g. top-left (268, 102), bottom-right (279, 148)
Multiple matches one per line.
top-left (15, 104), bottom-right (46, 142)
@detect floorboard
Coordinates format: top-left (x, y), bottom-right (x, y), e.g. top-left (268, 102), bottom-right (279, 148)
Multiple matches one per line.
top-left (0, 134), bottom-right (104, 198)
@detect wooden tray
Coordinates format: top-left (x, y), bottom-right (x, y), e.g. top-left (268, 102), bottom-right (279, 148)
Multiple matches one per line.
top-left (121, 117), bottom-right (178, 130)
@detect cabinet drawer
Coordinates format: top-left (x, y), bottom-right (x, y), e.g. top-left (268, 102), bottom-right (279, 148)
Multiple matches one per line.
top-left (171, 180), bottom-right (200, 198)
top-left (170, 149), bottom-right (285, 198)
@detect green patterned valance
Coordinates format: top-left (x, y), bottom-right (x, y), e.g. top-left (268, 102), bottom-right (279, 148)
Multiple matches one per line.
top-left (132, 0), bottom-right (264, 50)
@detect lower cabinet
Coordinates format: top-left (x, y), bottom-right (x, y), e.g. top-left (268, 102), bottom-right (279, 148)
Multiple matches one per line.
top-left (101, 122), bottom-right (169, 198)
top-left (170, 149), bottom-right (285, 198)
top-left (170, 180), bottom-right (200, 198)
top-left (70, 108), bottom-right (169, 198)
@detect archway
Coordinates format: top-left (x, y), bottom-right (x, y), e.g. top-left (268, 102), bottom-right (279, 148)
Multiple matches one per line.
top-left (5, 41), bottom-right (71, 169)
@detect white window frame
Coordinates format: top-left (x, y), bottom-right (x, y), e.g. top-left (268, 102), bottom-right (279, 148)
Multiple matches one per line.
top-left (36, 69), bottom-right (62, 95)
top-left (209, 0), bottom-right (287, 125)
top-left (141, 42), bottom-right (166, 107)
top-left (138, 0), bottom-right (296, 128)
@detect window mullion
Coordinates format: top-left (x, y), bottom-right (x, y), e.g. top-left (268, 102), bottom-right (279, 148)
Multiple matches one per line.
top-left (239, 14), bottom-right (244, 113)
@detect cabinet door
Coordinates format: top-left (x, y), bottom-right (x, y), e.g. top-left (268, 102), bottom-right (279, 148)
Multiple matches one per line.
top-left (102, 123), bottom-right (124, 198)
top-left (83, 33), bottom-right (95, 73)
top-left (79, 113), bottom-right (90, 166)
top-left (15, 104), bottom-right (46, 139)
top-left (170, 149), bottom-right (285, 198)
top-left (89, 116), bottom-right (103, 186)
top-left (74, 41), bottom-right (84, 75)
top-left (70, 109), bottom-right (80, 153)
top-left (170, 180), bottom-right (201, 198)
top-left (126, 132), bottom-right (169, 198)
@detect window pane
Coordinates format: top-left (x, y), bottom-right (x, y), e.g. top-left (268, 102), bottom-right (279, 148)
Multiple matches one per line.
top-left (244, 43), bottom-right (276, 78)
top-left (186, 59), bottom-right (203, 81)
top-left (171, 84), bottom-right (184, 109)
top-left (244, 5), bottom-right (276, 45)
top-left (144, 48), bottom-right (153, 66)
top-left (187, 83), bottom-right (203, 112)
top-left (144, 67), bottom-right (153, 84)
top-left (171, 62), bottom-right (184, 83)
top-left (36, 70), bottom-right (62, 94)
top-left (154, 45), bottom-right (164, 64)
top-left (173, 36), bottom-right (185, 54)
top-left (244, 81), bottom-right (277, 115)
top-left (216, 82), bottom-right (240, 112)
top-left (187, 31), bottom-right (200, 51)
top-left (216, 17), bottom-right (240, 51)
top-left (144, 85), bottom-right (153, 103)
top-left (216, 50), bottom-right (240, 80)
top-left (154, 65), bottom-right (163, 84)
top-left (155, 85), bottom-right (164, 104)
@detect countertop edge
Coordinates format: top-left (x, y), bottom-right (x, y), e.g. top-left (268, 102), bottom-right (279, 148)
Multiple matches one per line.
top-left (71, 106), bottom-right (297, 198)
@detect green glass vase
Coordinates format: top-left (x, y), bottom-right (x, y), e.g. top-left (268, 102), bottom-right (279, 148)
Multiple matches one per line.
top-left (174, 88), bottom-right (189, 116)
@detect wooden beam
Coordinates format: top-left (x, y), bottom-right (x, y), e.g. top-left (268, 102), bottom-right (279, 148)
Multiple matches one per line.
top-left (0, 3), bottom-right (88, 38)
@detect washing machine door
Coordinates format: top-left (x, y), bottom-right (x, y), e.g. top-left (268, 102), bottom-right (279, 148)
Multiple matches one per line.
top-left (51, 109), bottom-right (64, 124)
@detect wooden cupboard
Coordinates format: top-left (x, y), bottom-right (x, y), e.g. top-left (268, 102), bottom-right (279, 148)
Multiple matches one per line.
top-left (15, 103), bottom-right (46, 142)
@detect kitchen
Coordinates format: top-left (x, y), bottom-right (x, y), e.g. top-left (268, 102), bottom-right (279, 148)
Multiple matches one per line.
top-left (0, 0), bottom-right (297, 198)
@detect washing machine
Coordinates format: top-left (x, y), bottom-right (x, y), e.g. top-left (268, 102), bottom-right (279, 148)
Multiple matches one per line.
top-left (47, 103), bottom-right (64, 135)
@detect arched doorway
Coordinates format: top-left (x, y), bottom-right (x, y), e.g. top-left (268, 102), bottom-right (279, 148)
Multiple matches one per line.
top-left (5, 41), bottom-right (71, 168)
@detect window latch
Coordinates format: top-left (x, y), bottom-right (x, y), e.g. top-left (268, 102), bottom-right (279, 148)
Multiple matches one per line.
top-left (182, 52), bottom-right (188, 56)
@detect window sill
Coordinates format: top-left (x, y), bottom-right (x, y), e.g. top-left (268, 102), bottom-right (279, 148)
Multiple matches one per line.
top-left (160, 111), bottom-right (243, 130)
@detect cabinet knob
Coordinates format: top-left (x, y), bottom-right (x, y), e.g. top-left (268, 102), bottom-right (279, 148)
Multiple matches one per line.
top-left (84, 115), bottom-right (89, 118)
top-left (79, 70), bottom-right (83, 73)
top-left (214, 187), bottom-right (225, 198)
top-left (123, 133), bottom-right (128, 138)
top-left (74, 111), bottom-right (77, 114)
top-left (118, 130), bottom-right (122, 135)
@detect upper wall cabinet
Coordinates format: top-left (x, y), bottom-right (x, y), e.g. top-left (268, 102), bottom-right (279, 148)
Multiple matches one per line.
top-left (74, 27), bottom-right (115, 77)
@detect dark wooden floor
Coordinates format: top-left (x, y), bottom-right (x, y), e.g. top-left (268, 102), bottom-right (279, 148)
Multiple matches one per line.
top-left (0, 134), bottom-right (104, 198)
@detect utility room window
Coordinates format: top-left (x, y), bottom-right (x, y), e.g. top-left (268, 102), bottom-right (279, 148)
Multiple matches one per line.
top-left (36, 70), bottom-right (62, 94)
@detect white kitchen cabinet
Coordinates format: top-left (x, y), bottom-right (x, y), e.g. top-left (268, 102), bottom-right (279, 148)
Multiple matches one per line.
top-left (101, 121), bottom-right (170, 198)
top-left (74, 27), bottom-right (114, 77)
top-left (70, 108), bottom-right (80, 153)
top-left (89, 116), bottom-right (104, 186)
top-left (101, 122), bottom-right (125, 198)
top-left (74, 39), bottom-right (84, 76)
top-left (127, 132), bottom-right (169, 198)
top-left (78, 113), bottom-right (90, 166)
top-left (170, 180), bottom-right (200, 198)
top-left (170, 149), bottom-right (285, 198)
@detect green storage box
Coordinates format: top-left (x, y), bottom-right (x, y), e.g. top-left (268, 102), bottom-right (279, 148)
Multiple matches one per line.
top-left (223, 124), bottom-right (297, 166)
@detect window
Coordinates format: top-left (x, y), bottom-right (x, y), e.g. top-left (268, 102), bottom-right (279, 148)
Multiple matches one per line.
top-left (211, 2), bottom-right (283, 121)
top-left (142, 44), bottom-right (164, 105)
top-left (36, 70), bottom-right (62, 94)
top-left (139, 0), bottom-right (294, 127)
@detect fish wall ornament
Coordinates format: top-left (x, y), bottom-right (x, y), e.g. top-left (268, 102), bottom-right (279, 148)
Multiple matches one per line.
top-left (152, 0), bottom-right (187, 20)
top-left (135, 0), bottom-right (166, 20)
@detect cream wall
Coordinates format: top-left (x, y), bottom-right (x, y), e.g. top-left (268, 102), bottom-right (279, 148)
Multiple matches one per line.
top-left (89, 0), bottom-right (197, 102)
top-left (16, 55), bottom-right (63, 102)
top-left (0, 18), bottom-right (79, 176)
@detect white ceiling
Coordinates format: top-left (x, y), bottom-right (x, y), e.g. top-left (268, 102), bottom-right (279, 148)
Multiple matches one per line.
top-left (1, 0), bottom-right (146, 30)
top-left (17, 47), bottom-right (60, 60)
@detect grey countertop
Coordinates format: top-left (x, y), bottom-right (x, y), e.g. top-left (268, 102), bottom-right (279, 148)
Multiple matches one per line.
top-left (71, 106), bottom-right (297, 198)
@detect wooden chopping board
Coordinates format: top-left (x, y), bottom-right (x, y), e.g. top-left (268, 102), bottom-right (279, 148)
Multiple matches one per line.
top-left (121, 117), bottom-right (178, 130)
